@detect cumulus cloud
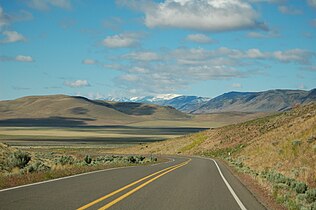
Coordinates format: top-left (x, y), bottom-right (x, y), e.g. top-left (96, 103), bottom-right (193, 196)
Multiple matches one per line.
top-left (82, 59), bottom-right (97, 65)
top-left (119, 0), bottom-right (266, 32)
top-left (247, 30), bottom-right (279, 39)
top-left (25, 0), bottom-right (72, 10)
top-left (123, 51), bottom-right (161, 61)
top-left (186, 34), bottom-right (213, 43)
top-left (64, 80), bottom-right (90, 88)
top-left (278, 5), bottom-right (302, 15)
top-left (15, 55), bottom-right (33, 62)
top-left (0, 31), bottom-right (26, 43)
top-left (102, 33), bottom-right (140, 48)
top-left (0, 5), bottom-right (33, 29)
top-left (307, 0), bottom-right (316, 8)
top-left (107, 46), bottom-right (315, 95)
top-left (0, 55), bottom-right (34, 62)
top-left (272, 49), bottom-right (313, 64)
top-left (0, 6), bottom-right (9, 28)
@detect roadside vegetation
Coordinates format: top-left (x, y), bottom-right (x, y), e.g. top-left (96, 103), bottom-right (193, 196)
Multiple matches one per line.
top-left (0, 143), bottom-right (158, 190)
top-left (114, 102), bottom-right (316, 210)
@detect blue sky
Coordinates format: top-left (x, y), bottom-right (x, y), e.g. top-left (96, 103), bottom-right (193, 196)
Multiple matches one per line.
top-left (0, 0), bottom-right (316, 100)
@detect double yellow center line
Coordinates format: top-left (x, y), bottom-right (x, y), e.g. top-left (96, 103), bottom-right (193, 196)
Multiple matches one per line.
top-left (77, 159), bottom-right (191, 210)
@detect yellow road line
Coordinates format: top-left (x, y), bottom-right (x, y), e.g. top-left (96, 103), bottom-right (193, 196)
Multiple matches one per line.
top-left (98, 160), bottom-right (190, 210)
top-left (77, 160), bottom-right (189, 210)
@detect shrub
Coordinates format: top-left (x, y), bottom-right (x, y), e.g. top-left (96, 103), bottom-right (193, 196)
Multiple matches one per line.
top-left (150, 156), bottom-right (157, 162)
top-left (292, 140), bottom-right (302, 146)
top-left (306, 189), bottom-right (316, 203)
top-left (84, 155), bottom-right (92, 164)
top-left (311, 202), bottom-right (316, 210)
top-left (57, 155), bottom-right (74, 165)
top-left (27, 162), bottom-right (50, 173)
top-left (295, 182), bottom-right (308, 194)
top-left (126, 156), bottom-right (136, 163)
top-left (307, 136), bottom-right (316, 143)
top-left (9, 151), bottom-right (31, 169)
top-left (296, 193), bottom-right (307, 203)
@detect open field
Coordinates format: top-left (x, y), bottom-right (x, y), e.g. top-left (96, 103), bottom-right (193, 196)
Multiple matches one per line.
top-left (0, 125), bottom-right (205, 146)
top-left (0, 109), bottom-right (268, 146)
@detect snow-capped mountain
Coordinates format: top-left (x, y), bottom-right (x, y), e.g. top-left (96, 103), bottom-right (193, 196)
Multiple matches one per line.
top-left (104, 94), bottom-right (181, 103)
top-left (104, 94), bottom-right (210, 113)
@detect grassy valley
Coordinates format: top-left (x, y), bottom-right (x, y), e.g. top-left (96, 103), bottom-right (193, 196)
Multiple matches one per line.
top-left (0, 95), bottom-right (265, 146)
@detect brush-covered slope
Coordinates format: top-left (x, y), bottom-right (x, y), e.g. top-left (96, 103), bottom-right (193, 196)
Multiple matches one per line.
top-left (117, 102), bottom-right (316, 186)
top-left (0, 95), bottom-right (190, 126)
top-left (194, 89), bottom-right (316, 113)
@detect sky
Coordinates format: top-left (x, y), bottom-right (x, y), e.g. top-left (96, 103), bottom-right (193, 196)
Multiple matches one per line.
top-left (0, 0), bottom-right (316, 100)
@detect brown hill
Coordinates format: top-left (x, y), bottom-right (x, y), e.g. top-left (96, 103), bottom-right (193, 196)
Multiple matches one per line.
top-left (0, 95), bottom-right (190, 126)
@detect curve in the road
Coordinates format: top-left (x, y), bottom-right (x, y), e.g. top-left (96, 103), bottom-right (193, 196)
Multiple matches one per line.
top-left (78, 159), bottom-right (190, 210)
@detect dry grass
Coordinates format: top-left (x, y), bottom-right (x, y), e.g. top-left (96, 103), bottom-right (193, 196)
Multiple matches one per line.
top-left (0, 143), bottom-right (164, 189)
top-left (114, 102), bottom-right (316, 209)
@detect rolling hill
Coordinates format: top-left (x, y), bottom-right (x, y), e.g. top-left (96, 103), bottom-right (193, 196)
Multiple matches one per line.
top-left (105, 89), bottom-right (316, 114)
top-left (193, 89), bottom-right (316, 113)
top-left (0, 95), bottom-right (190, 126)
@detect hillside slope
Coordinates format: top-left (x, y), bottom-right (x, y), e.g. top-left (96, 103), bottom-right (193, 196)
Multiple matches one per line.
top-left (193, 89), bottom-right (316, 113)
top-left (0, 95), bottom-right (190, 126)
top-left (116, 102), bottom-right (316, 209)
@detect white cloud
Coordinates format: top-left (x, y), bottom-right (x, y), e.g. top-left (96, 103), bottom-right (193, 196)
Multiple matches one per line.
top-left (82, 59), bottom-right (97, 65)
top-left (102, 33), bottom-right (140, 48)
top-left (108, 47), bottom-right (315, 95)
top-left (64, 80), bottom-right (90, 88)
top-left (123, 51), bottom-right (161, 61)
top-left (0, 31), bottom-right (26, 43)
top-left (119, 74), bottom-right (140, 82)
top-left (307, 0), bottom-right (316, 8)
top-left (0, 6), bottom-right (9, 28)
top-left (231, 83), bottom-right (242, 88)
top-left (186, 34), bottom-right (213, 43)
top-left (0, 55), bottom-right (34, 62)
top-left (25, 0), bottom-right (72, 10)
top-left (272, 49), bottom-right (313, 64)
top-left (278, 5), bottom-right (302, 15)
top-left (245, 49), bottom-right (267, 59)
top-left (15, 55), bottom-right (33, 62)
top-left (247, 30), bottom-right (279, 38)
top-left (86, 92), bottom-right (105, 100)
top-left (120, 0), bottom-right (266, 32)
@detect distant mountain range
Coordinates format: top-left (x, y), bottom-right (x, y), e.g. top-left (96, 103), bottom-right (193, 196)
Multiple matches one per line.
top-left (105, 89), bottom-right (316, 113)
top-left (104, 94), bottom-right (210, 113)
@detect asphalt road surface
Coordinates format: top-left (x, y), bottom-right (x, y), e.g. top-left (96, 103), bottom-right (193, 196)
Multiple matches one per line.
top-left (0, 156), bottom-right (266, 210)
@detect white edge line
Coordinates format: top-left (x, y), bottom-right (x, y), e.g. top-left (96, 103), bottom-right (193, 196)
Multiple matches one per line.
top-left (0, 165), bottom-right (136, 193)
top-left (211, 159), bottom-right (247, 210)
top-left (0, 158), bottom-right (174, 193)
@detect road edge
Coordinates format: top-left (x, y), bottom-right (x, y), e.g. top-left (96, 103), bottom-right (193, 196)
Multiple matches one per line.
top-left (0, 157), bottom-right (174, 193)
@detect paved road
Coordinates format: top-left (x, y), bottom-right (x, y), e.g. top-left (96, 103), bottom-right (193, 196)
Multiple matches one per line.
top-left (0, 156), bottom-right (266, 210)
